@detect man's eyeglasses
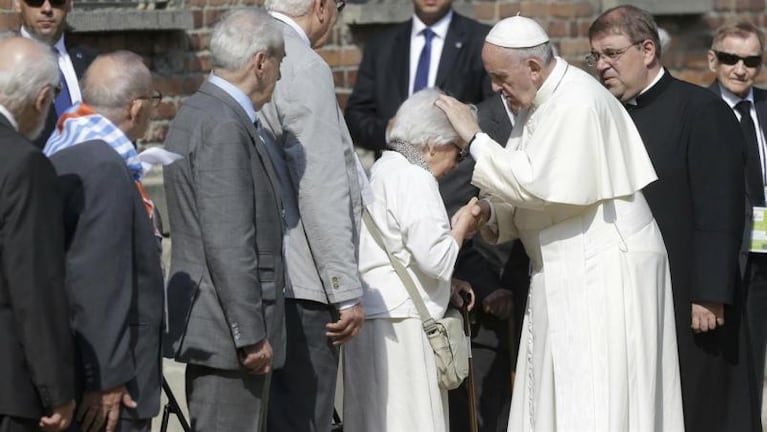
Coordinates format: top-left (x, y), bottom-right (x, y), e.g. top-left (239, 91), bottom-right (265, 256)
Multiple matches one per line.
top-left (713, 50), bottom-right (763, 68)
top-left (335, 0), bottom-right (345, 12)
top-left (23, 0), bottom-right (67, 8)
top-left (50, 83), bottom-right (62, 98)
top-left (135, 90), bottom-right (162, 107)
top-left (585, 41), bottom-right (642, 67)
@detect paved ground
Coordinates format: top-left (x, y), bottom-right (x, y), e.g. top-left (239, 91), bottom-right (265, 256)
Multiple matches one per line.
top-left (153, 358), bottom-right (767, 432)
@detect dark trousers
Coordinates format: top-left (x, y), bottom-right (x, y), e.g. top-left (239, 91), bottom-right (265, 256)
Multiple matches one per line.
top-left (0, 416), bottom-right (37, 432)
top-left (268, 299), bottom-right (339, 432)
top-left (186, 364), bottom-right (269, 432)
top-left (746, 254), bottom-right (767, 407)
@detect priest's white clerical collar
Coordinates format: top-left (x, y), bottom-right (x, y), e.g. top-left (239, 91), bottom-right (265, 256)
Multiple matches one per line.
top-left (270, 11), bottom-right (311, 47)
top-left (411, 9), bottom-right (452, 41)
top-left (625, 68), bottom-right (665, 106)
top-left (532, 56), bottom-right (566, 107)
top-left (720, 85), bottom-right (754, 110)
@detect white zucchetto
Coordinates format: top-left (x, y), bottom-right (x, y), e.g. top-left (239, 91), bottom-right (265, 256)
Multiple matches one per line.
top-left (485, 15), bottom-right (550, 48)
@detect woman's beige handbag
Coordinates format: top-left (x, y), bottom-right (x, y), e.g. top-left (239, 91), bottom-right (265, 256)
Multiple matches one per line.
top-left (362, 209), bottom-right (469, 390)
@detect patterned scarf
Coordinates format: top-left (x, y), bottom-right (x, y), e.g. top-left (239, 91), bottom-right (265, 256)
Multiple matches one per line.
top-left (44, 102), bottom-right (143, 180)
top-left (387, 138), bottom-right (432, 174)
top-left (43, 102), bottom-right (157, 230)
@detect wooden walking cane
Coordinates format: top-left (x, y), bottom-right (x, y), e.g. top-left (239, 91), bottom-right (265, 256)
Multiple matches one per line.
top-left (461, 293), bottom-right (479, 432)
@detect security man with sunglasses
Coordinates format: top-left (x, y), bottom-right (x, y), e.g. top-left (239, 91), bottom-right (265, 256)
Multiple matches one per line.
top-left (589, 6), bottom-right (762, 432)
top-left (15, 0), bottom-right (96, 148)
top-left (708, 21), bottom-right (767, 411)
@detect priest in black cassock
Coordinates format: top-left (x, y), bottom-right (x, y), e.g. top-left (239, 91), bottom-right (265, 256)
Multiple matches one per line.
top-left (589, 5), bottom-right (762, 432)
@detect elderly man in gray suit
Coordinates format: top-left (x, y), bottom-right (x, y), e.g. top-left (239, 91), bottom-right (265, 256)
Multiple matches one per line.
top-left (259, 0), bottom-right (365, 430)
top-left (163, 8), bottom-right (286, 432)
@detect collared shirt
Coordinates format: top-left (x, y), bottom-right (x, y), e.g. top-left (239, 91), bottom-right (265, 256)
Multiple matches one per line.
top-left (21, 27), bottom-right (82, 104)
top-left (408, 10), bottom-right (452, 95)
top-left (625, 68), bottom-right (665, 106)
top-left (208, 73), bottom-right (257, 124)
top-left (721, 85), bottom-right (767, 201)
top-left (269, 11), bottom-right (311, 47)
top-left (0, 104), bottom-right (19, 131)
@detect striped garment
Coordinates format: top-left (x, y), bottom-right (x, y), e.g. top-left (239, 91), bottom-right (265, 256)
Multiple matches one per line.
top-left (43, 102), bottom-right (143, 180)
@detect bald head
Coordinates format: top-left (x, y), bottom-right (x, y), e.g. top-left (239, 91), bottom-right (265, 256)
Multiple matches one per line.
top-left (82, 51), bottom-right (153, 126)
top-left (0, 36), bottom-right (58, 139)
top-left (80, 51), bottom-right (156, 141)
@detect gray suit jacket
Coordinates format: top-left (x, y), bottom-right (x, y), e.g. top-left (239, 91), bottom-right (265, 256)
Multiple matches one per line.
top-left (163, 81), bottom-right (287, 371)
top-left (259, 19), bottom-right (363, 305)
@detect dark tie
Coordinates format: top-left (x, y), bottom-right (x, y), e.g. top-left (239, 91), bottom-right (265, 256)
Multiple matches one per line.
top-left (52, 50), bottom-right (72, 116)
top-left (412, 28), bottom-right (435, 94)
top-left (735, 100), bottom-right (765, 206)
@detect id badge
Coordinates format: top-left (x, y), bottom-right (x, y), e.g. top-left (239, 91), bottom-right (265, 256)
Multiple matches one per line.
top-left (751, 206), bottom-right (767, 253)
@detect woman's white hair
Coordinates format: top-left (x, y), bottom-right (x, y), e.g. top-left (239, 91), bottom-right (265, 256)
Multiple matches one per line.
top-left (265, 0), bottom-right (313, 17)
top-left (0, 36), bottom-right (58, 115)
top-left (210, 8), bottom-right (285, 73)
top-left (386, 88), bottom-right (471, 149)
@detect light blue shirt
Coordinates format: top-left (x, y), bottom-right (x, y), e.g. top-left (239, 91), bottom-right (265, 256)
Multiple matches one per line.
top-left (208, 73), bottom-right (258, 124)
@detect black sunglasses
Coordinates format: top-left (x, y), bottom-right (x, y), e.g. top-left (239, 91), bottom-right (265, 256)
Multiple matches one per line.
top-left (714, 50), bottom-right (762, 68)
top-left (23, 0), bottom-right (67, 7)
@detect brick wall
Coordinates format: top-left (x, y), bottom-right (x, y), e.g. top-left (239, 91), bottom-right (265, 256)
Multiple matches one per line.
top-left (0, 0), bottom-right (765, 147)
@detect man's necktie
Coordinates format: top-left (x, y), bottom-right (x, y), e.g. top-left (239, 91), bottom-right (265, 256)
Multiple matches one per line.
top-left (412, 28), bottom-right (435, 94)
top-left (735, 100), bottom-right (765, 206)
top-left (53, 50), bottom-right (72, 116)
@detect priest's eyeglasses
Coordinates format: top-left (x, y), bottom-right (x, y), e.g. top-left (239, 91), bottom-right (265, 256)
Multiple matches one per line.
top-left (585, 41), bottom-right (642, 67)
top-left (713, 51), bottom-right (763, 68)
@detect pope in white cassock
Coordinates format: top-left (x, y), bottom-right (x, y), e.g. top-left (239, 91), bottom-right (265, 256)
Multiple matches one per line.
top-left (435, 16), bottom-right (684, 431)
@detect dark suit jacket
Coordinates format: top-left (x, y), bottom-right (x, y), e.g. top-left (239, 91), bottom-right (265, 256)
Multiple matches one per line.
top-left (709, 81), bottom-right (765, 276)
top-left (0, 114), bottom-right (74, 419)
top-left (163, 82), bottom-right (287, 371)
top-left (33, 43), bottom-right (97, 149)
top-left (50, 140), bottom-right (164, 420)
top-left (345, 11), bottom-right (494, 152)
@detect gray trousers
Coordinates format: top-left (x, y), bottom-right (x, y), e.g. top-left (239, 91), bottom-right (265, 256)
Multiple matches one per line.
top-left (186, 364), bottom-right (269, 432)
top-left (268, 299), bottom-right (339, 432)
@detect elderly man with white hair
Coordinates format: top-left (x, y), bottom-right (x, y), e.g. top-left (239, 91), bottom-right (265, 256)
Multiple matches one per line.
top-left (344, 88), bottom-right (477, 432)
top-left (163, 8), bottom-right (286, 432)
top-left (436, 16), bottom-right (683, 431)
top-left (0, 35), bottom-right (75, 432)
top-left (258, 0), bottom-right (366, 429)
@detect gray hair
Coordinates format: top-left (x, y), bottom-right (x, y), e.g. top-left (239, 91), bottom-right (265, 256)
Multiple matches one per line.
top-left (387, 88), bottom-right (469, 149)
top-left (0, 37), bottom-right (58, 116)
top-left (265, 0), bottom-right (313, 17)
top-left (82, 50), bottom-right (152, 124)
top-left (510, 41), bottom-right (554, 65)
top-left (211, 8), bottom-right (285, 72)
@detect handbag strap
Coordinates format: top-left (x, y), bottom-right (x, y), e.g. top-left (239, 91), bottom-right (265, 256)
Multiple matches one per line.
top-left (362, 208), bottom-right (439, 332)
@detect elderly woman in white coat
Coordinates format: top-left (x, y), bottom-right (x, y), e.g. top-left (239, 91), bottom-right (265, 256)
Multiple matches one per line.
top-left (343, 88), bottom-right (479, 432)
